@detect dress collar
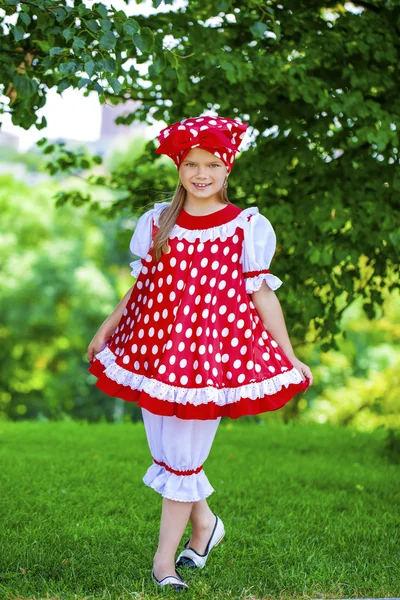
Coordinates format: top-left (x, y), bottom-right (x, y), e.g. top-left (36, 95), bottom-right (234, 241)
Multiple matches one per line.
top-left (176, 203), bottom-right (242, 230)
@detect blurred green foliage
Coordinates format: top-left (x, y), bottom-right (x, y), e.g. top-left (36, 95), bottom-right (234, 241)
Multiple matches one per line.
top-left (0, 172), bottom-right (142, 422)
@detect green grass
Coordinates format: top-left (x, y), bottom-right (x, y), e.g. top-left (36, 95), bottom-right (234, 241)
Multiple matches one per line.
top-left (0, 420), bottom-right (398, 600)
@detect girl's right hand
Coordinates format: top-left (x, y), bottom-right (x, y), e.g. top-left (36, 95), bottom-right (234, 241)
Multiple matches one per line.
top-left (87, 331), bottom-right (110, 363)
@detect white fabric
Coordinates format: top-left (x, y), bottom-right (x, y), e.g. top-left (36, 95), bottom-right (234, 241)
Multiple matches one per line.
top-left (153, 203), bottom-right (259, 243)
top-left (128, 201), bottom-right (283, 292)
top-left (141, 407), bottom-right (221, 502)
top-left (129, 206), bottom-right (166, 277)
top-left (94, 345), bottom-right (304, 406)
top-left (129, 259), bottom-right (142, 278)
top-left (241, 211), bottom-right (283, 293)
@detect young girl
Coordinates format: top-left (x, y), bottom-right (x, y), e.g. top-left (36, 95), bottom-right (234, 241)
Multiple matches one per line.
top-left (88, 115), bottom-right (313, 593)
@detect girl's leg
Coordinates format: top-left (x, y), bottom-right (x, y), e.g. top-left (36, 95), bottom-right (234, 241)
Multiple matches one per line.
top-left (141, 408), bottom-right (221, 578)
top-left (153, 498), bottom-right (193, 580)
top-left (187, 498), bottom-right (217, 554)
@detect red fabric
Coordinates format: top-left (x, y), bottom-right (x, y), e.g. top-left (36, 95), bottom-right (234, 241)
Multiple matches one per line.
top-left (88, 205), bottom-right (310, 421)
top-left (243, 269), bottom-right (271, 278)
top-left (176, 203), bottom-right (241, 230)
top-left (152, 458), bottom-right (203, 476)
top-left (155, 115), bottom-right (248, 173)
top-left (88, 358), bottom-right (309, 421)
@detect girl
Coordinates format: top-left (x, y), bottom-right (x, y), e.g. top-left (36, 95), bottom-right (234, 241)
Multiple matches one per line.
top-left (88, 115), bottom-right (313, 593)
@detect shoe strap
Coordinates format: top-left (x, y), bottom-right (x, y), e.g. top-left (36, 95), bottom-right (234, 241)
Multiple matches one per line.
top-left (159, 575), bottom-right (188, 587)
top-left (178, 548), bottom-right (205, 567)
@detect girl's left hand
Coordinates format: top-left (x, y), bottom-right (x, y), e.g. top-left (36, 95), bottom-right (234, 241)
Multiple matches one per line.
top-left (290, 356), bottom-right (314, 386)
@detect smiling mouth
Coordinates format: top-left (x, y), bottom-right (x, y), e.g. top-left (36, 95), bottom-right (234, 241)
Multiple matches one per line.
top-left (192, 183), bottom-right (211, 188)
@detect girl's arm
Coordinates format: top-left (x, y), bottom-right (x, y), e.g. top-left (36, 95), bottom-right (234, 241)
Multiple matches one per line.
top-left (250, 282), bottom-right (314, 385)
top-left (87, 285), bottom-right (134, 362)
top-left (250, 282), bottom-right (296, 359)
top-left (98, 285), bottom-right (134, 337)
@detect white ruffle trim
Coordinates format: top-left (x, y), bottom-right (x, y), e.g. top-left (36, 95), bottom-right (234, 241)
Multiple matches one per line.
top-left (129, 259), bottom-right (142, 278)
top-left (152, 204), bottom-right (259, 243)
top-left (94, 346), bottom-right (304, 406)
top-left (245, 272), bottom-right (283, 293)
top-left (142, 464), bottom-right (215, 502)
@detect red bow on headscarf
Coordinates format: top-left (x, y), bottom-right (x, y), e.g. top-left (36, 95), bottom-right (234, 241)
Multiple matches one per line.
top-left (156, 128), bottom-right (238, 157)
top-left (155, 115), bottom-right (248, 173)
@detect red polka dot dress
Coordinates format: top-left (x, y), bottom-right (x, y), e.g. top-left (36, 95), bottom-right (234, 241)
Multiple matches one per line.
top-left (88, 201), bottom-right (309, 420)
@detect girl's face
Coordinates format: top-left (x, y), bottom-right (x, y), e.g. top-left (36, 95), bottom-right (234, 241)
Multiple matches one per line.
top-left (179, 148), bottom-right (228, 202)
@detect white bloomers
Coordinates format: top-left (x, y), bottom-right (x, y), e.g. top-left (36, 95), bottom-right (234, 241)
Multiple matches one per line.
top-left (141, 407), bottom-right (221, 502)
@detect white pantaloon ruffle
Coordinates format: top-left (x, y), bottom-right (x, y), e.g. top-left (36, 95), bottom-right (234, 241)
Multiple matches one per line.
top-left (141, 408), bottom-right (221, 502)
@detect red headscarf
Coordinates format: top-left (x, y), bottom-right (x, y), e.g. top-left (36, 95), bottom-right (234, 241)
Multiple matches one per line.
top-left (155, 115), bottom-right (248, 173)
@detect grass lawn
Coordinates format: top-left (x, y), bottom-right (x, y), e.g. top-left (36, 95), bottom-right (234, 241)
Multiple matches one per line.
top-left (0, 419), bottom-right (398, 600)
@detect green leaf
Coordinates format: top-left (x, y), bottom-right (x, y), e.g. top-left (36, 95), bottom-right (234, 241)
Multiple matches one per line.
top-left (250, 21), bottom-right (268, 39)
top-left (19, 12), bottom-right (31, 26)
top-left (98, 57), bottom-right (116, 72)
top-left (166, 51), bottom-right (178, 68)
top-left (62, 28), bottom-right (74, 41)
top-left (133, 28), bottom-right (154, 54)
top-left (273, 23), bottom-right (281, 42)
top-left (13, 26), bottom-right (25, 42)
top-left (57, 79), bottom-right (71, 93)
top-left (50, 47), bottom-right (65, 57)
top-left (43, 144), bottom-right (55, 155)
top-left (220, 60), bottom-right (236, 83)
top-left (86, 20), bottom-right (100, 34)
top-left (13, 74), bottom-right (38, 97)
top-left (72, 37), bottom-right (85, 53)
top-left (99, 31), bottom-right (116, 50)
top-left (108, 77), bottom-right (122, 94)
top-left (151, 53), bottom-right (166, 75)
top-left (152, 0), bottom-right (163, 7)
top-left (59, 61), bottom-right (78, 75)
top-left (77, 4), bottom-right (90, 17)
top-left (94, 3), bottom-right (108, 18)
top-left (100, 19), bottom-right (112, 32)
top-left (53, 8), bottom-right (67, 22)
top-left (85, 60), bottom-right (95, 77)
top-left (310, 248), bottom-right (321, 264)
top-left (78, 78), bottom-right (92, 90)
top-left (123, 19), bottom-right (140, 36)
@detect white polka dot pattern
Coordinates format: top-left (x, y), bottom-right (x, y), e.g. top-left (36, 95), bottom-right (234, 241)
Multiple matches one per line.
top-left (105, 221), bottom-right (296, 405)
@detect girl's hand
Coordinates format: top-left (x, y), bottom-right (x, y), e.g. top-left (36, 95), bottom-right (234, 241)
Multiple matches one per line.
top-left (87, 331), bottom-right (110, 363)
top-left (290, 355), bottom-right (314, 386)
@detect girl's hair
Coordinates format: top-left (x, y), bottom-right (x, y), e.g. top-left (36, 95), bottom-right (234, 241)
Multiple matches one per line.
top-left (152, 179), bottom-right (230, 262)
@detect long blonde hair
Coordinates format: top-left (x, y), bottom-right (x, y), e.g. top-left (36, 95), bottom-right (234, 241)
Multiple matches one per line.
top-left (152, 179), bottom-right (230, 262)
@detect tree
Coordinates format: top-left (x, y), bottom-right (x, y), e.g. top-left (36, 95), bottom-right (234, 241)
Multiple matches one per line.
top-left (1, 0), bottom-right (399, 350)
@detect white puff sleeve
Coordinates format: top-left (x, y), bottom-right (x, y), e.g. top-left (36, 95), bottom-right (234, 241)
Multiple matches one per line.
top-left (129, 202), bottom-right (170, 278)
top-left (241, 211), bottom-right (283, 293)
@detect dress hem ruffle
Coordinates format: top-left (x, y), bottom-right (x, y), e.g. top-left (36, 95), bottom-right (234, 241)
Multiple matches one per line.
top-left (92, 346), bottom-right (306, 406)
top-left (88, 354), bottom-right (309, 420)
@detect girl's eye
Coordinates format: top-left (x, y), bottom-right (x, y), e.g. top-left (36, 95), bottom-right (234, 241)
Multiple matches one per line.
top-left (185, 163), bottom-right (221, 167)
